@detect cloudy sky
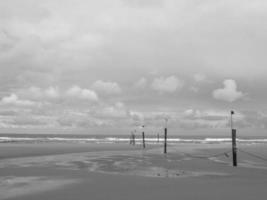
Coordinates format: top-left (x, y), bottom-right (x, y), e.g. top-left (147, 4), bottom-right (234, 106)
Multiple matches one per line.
top-left (1, 0), bottom-right (267, 135)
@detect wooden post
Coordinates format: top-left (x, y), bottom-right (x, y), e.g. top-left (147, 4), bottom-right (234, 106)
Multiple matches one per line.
top-left (232, 129), bottom-right (237, 167)
top-left (164, 128), bottom-right (167, 154)
top-left (142, 131), bottom-right (145, 148)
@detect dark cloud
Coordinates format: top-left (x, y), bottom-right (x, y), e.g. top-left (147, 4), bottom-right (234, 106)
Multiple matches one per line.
top-left (11, 117), bottom-right (48, 126)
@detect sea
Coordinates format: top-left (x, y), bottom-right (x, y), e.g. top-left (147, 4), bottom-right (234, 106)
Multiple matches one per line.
top-left (0, 133), bottom-right (267, 145)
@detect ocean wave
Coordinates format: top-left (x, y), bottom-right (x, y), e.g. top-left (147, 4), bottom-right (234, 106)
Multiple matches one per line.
top-left (1, 136), bottom-right (267, 144)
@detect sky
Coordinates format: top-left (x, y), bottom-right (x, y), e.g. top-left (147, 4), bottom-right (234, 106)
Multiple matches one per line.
top-left (1, 0), bottom-right (267, 136)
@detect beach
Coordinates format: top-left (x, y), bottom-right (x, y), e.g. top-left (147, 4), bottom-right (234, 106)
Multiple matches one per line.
top-left (0, 141), bottom-right (267, 200)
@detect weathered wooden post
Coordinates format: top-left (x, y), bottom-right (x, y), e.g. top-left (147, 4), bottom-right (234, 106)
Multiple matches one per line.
top-left (142, 131), bottom-right (145, 148)
top-left (232, 129), bottom-right (237, 167)
top-left (164, 128), bottom-right (167, 154)
top-left (164, 118), bottom-right (168, 154)
top-left (141, 125), bottom-right (145, 148)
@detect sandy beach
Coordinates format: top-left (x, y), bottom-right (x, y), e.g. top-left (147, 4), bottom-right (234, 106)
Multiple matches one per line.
top-left (0, 142), bottom-right (267, 200)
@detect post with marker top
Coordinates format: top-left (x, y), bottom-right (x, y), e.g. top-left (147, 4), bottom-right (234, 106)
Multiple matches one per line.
top-left (142, 125), bottom-right (145, 149)
top-left (142, 132), bottom-right (145, 148)
top-left (230, 110), bottom-right (237, 167)
top-left (232, 129), bottom-right (237, 167)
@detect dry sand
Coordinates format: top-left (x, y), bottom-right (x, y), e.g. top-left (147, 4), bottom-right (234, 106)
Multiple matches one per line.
top-left (0, 142), bottom-right (267, 200)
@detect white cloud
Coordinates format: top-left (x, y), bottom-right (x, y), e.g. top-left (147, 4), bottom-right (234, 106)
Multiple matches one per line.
top-left (184, 109), bottom-right (195, 117)
top-left (134, 77), bottom-right (147, 89)
top-left (0, 94), bottom-right (37, 106)
top-left (180, 108), bottom-right (231, 129)
top-left (129, 110), bottom-right (144, 122)
top-left (183, 109), bottom-right (228, 121)
top-left (66, 86), bottom-right (98, 101)
top-left (16, 85), bottom-right (98, 103)
top-left (44, 87), bottom-right (59, 98)
top-left (92, 80), bottom-right (121, 95)
top-left (151, 76), bottom-right (184, 93)
top-left (24, 86), bottom-right (59, 99)
top-left (27, 87), bottom-right (43, 99)
top-left (213, 79), bottom-right (244, 102)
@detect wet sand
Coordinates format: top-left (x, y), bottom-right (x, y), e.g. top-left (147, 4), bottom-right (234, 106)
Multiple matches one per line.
top-left (0, 142), bottom-right (267, 200)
